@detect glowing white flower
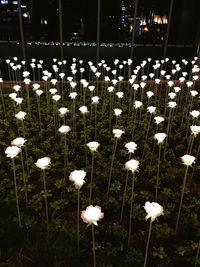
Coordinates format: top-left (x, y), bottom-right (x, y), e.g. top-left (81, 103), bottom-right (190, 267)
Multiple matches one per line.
top-left (92, 96), bottom-right (99, 104)
top-left (114, 108), bottom-right (122, 116)
top-left (5, 146), bottom-right (21, 158)
top-left (70, 82), bottom-right (77, 88)
top-left (132, 84), bottom-right (139, 90)
top-left (112, 79), bottom-right (118, 85)
top-left (154, 133), bottom-right (167, 144)
top-left (88, 85), bottom-right (95, 92)
top-left (167, 81), bottom-right (174, 87)
top-left (147, 106), bottom-right (156, 114)
top-left (190, 90), bottom-right (198, 97)
top-left (108, 86), bottom-right (114, 92)
top-left (140, 82), bottom-right (146, 88)
top-left (9, 93), bottom-right (17, 100)
top-left (36, 90), bottom-right (43, 96)
top-left (79, 106), bottom-right (88, 114)
top-left (32, 83), bottom-right (40, 90)
top-left (67, 76), bottom-right (73, 82)
top-left (69, 92), bottom-right (78, 99)
top-left (52, 94), bottom-right (61, 102)
top-left (190, 110), bottom-right (200, 118)
top-left (112, 129), bottom-right (125, 138)
top-left (69, 170), bottom-right (86, 189)
top-left (142, 75), bottom-right (148, 81)
top-left (35, 157), bottom-right (51, 170)
top-left (14, 97), bottom-right (23, 105)
top-left (116, 92), bottom-right (124, 99)
top-left (49, 88), bottom-right (57, 95)
top-left (22, 71), bottom-right (30, 78)
top-left (146, 91), bottom-right (154, 98)
top-left (190, 126), bottom-right (200, 137)
top-left (81, 205), bottom-right (104, 226)
top-left (134, 101), bottom-right (143, 109)
top-left (11, 137), bottom-right (26, 147)
top-left (168, 92), bottom-right (176, 99)
top-left (15, 111), bottom-right (26, 120)
top-left (186, 81), bottom-right (193, 87)
top-left (181, 155), bottom-right (195, 166)
top-left (155, 79), bottom-right (160, 84)
top-left (160, 70), bottom-right (166, 76)
top-left (144, 201), bottom-right (164, 222)
top-left (168, 102), bottom-right (177, 108)
top-left (59, 73), bottom-right (65, 79)
top-left (125, 142), bottom-right (137, 153)
top-left (174, 87), bottom-right (181, 93)
top-left (87, 141), bottom-right (100, 152)
top-left (125, 159), bottom-right (139, 172)
top-left (13, 85), bottom-right (21, 92)
top-left (154, 116), bottom-right (164, 124)
top-left (58, 125), bottom-right (71, 134)
top-left (59, 107), bottom-right (69, 116)
top-left (51, 79), bottom-right (57, 85)
top-left (42, 76), bottom-right (48, 81)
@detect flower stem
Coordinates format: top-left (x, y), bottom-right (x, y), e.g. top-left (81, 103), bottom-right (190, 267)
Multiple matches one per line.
top-left (91, 224), bottom-right (96, 267)
top-left (107, 138), bottom-right (118, 195)
top-left (20, 151), bottom-right (28, 204)
top-left (144, 219), bottom-right (152, 267)
top-left (128, 172), bottom-right (135, 245)
top-left (195, 240), bottom-right (200, 267)
top-left (77, 189), bottom-right (80, 255)
top-left (175, 166), bottom-right (188, 234)
top-left (89, 152), bottom-right (94, 202)
top-left (155, 144), bottom-right (161, 201)
top-left (120, 153), bottom-right (131, 223)
top-left (63, 134), bottom-right (68, 193)
top-left (12, 158), bottom-right (22, 227)
top-left (43, 170), bottom-right (49, 225)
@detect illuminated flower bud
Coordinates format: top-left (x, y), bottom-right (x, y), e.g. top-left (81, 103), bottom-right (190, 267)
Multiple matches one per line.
top-left (52, 94), bottom-right (61, 102)
top-left (69, 170), bottom-right (86, 189)
top-left (15, 111), bottom-right (26, 120)
top-left (59, 107), bottom-right (69, 116)
top-left (5, 146), bottom-right (22, 158)
top-left (125, 142), bottom-right (137, 154)
top-left (35, 157), bottom-right (51, 170)
top-left (79, 106), bottom-right (88, 114)
top-left (87, 141), bottom-right (100, 152)
top-left (69, 92), bottom-right (78, 99)
top-left (11, 137), bottom-right (26, 147)
top-left (181, 155), bottom-right (195, 166)
top-left (144, 201), bottom-right (164, 222)
top-left (112, 129), bottom-right (125, 138)
top-left (81, 205), bottom-right (104, 226)
top-left (190, 126), bottom-right (200, 137)
top-left (58, 125), bottom-right (71, 134)
top-left (154, 133), bottom-right (167, 144)
top-left (125, 159), bottom-right (139, 172)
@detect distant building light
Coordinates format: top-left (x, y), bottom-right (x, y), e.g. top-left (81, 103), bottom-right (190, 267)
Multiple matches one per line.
top-left (1, 0), bottom-right (8, 4)
top-left (23, 13), bottom-right (28, 18)
top-left (143, 26), bottom-right (149, 32)
top-left (21, 5), bottom-right (26, 8)
top-left (41, 19), bottom-right (48, 25)
top-left (12, 1), bottom-right (17, 4)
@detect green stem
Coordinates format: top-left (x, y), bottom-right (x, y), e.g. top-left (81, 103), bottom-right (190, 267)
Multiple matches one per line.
top-left (12, 158), bottom-right (22, 227)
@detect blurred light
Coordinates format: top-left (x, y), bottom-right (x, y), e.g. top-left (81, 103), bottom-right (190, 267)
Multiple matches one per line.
top-left (23, 13), bottom-right (28, 18)
top-left (143, 26), bottom-right (149, 32)
top-left (1, 0), bottom-right (8, 4)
